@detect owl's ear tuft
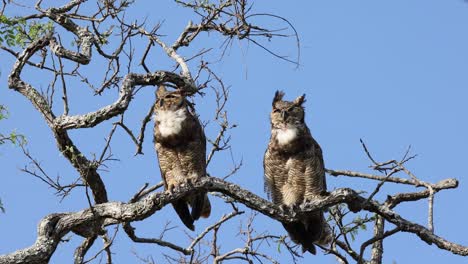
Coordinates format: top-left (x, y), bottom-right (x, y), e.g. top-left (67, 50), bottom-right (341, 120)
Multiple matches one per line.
top-left (156, 85), bottom-right (167, 98)
top-left (293, 94), bottom-right (306, 106)
top-left (272, 90), bottom-right (285, 106)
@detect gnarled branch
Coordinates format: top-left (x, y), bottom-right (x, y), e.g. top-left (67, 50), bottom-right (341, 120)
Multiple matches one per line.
top-left (0, 176), bottom-right (464, 264)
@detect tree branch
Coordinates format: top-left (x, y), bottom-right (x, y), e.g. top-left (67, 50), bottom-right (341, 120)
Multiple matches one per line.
top-left (0, 176), bottom-right (465, 264)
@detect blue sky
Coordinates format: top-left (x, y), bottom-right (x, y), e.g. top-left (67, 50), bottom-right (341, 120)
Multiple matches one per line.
top-left (1, 0), bottom-right (467, 263)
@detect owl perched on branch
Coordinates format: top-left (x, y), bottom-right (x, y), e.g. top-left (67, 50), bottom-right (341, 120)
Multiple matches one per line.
top-left (153, 85), bottom-right (211, 231)
top-left (263, 91), bottom-right (331, 254)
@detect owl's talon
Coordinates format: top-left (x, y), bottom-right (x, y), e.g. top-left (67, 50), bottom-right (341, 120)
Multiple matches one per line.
top-left (280, 204), bottom-right (296, 214)
top-left (291, 204), bottom-right (300, 212)
top-left (186, 178), bottom-right (194, 186)
top-left (280, 204), bottom-right (289, 211)
top-left (166, 183), bottom-right (175, 194)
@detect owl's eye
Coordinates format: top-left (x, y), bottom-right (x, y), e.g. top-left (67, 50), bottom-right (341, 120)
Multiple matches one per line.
top-left (273, 108), bottom-right (281, 113)
top-left (165, 94), bottom-right (177, 99)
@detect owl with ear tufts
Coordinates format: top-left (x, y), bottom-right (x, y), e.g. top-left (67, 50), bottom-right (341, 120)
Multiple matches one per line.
top-left (263, 91), bottom-right (332, 254)
top-left (153, 85), bottom-right (211, 231)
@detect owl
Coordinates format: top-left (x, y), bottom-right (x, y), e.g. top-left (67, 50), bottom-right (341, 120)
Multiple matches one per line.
top-left (263, 91), bottom-right (331, 254)
top-left (153, 85), bottom-right (211, 230)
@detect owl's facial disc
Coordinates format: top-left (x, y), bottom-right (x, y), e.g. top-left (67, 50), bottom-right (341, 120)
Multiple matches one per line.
top-left (271, 104), bottom-right (304, 130)
top-left (157, 92), bottom-right (186, 111)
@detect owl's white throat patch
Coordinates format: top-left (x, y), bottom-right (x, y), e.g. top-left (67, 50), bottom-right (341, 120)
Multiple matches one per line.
top-left (275, 128), bottom-right (297, 145)
top-left (154, 108), bottom-right (187, 137)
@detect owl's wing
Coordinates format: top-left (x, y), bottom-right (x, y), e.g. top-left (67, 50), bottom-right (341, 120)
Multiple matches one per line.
top-left (188, 110), bottom-right (207, 168)
top-left (303, 140), bottom-right (326, 199)
top-left (187, 116), bottom-right (211, 220)
top-left (156, 144), bottom-right (196, 230)
top-left (198, 118), bottom-right (207, 168)
top-left (263, 148), bottom-right (287, 205)
top-left (178, 120), bottom-right (206, 179)
top-left (302, 139), bottom-right (331, 245)
top-left (155, 143), bottom-right (174, 189)
top-left (263, 149), bottom-right (275, 200)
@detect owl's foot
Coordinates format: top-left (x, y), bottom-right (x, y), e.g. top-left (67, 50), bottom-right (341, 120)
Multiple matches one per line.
top-left (280, 204), bottom-right (298, 213)
top-left (185, 177), bottom-right (194, 186)
top-left (279, 204), bottom-right (289, 212)
top-left (291, 204), bottom-right (300, 212)
top-left (166, 183), bottom-right (176, 194)
top-left (180, 177), bottom-right (198, 189)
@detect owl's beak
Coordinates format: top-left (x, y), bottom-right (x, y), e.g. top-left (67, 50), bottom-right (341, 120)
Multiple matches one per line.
top-left (281, 111), bottom-right (288, 121)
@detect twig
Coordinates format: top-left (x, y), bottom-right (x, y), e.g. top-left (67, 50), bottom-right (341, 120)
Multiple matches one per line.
top-left (187, 210), bottom-right (244, 251)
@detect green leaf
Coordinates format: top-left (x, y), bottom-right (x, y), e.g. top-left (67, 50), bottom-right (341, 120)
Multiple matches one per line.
top-left (277, 237), bottom-right (284, 253)
top-left (0, 105), bottom-right (26, 146)
top-left (0, 105), bottom-right (8, 120)
top-left (0, 15), bottom-right (54, 47)
top-left (360, 223), bottom-right (367, 231)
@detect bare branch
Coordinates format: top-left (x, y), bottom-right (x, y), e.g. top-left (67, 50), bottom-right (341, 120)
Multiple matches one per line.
top-left (187, 210), bottom-right (244, 251)
top-left (1, 176), bottom-right (465, 263)
top-left (123, 223), bottom-right (191, 255)
top-left (74, 236), bottom-right (97, 264)
top-left (134, 101), bottom-right (156, 155)
top-left (360, 227), bottom-right (400, 264)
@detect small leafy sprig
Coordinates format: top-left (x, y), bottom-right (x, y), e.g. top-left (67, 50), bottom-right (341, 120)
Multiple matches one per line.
top-left (0, 15), bottom-right (54, 47)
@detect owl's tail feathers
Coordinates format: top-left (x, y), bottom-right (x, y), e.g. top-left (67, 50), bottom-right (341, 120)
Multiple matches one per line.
top-left (282, 221), bottom-right (317, 255)
top-left (172, 200), bottom-right (195, 231)
top-left (282, 212), bottom-right (332, 255)
top-left (191, 193), bottom-right (211, 220)
top-left (200, 193), bottom-right (211, 218)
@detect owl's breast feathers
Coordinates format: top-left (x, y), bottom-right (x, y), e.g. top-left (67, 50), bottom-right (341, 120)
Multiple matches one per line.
top-left (153, 108), bottom-right (203, 146)
top-left (270, 126), bottom-right (314, 154)
top-left (154, 108), bottom-right (188, 137)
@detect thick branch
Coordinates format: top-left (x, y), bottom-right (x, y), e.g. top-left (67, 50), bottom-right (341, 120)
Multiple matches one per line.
top-left (386, 178), bottom-right (458, 208)
top-left (53, 71), bottom-right (191, 130)
top-left (7, 33), bottom-right (195, 132)
top-left (8, 34), bottom-right (108, 204)
top-left (0, 177), bottom-right (465, 264)
top-left (368, 216), bottom-right (384, 264)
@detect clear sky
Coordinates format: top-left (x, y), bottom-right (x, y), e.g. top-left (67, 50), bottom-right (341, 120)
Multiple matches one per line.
top-left (1, 0), bottom-right (467, 263)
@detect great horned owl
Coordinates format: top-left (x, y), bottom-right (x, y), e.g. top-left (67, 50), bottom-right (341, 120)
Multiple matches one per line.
top-left (153, 85), bottom-right (211, 230)
top-left (263, 91), bottom-right (331, 254)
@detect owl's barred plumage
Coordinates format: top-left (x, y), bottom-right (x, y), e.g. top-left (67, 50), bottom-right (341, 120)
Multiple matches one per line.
top-left (153, 85), bottom-right (211, 230)
top-left (264, 91), bottom-right (331, 254)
